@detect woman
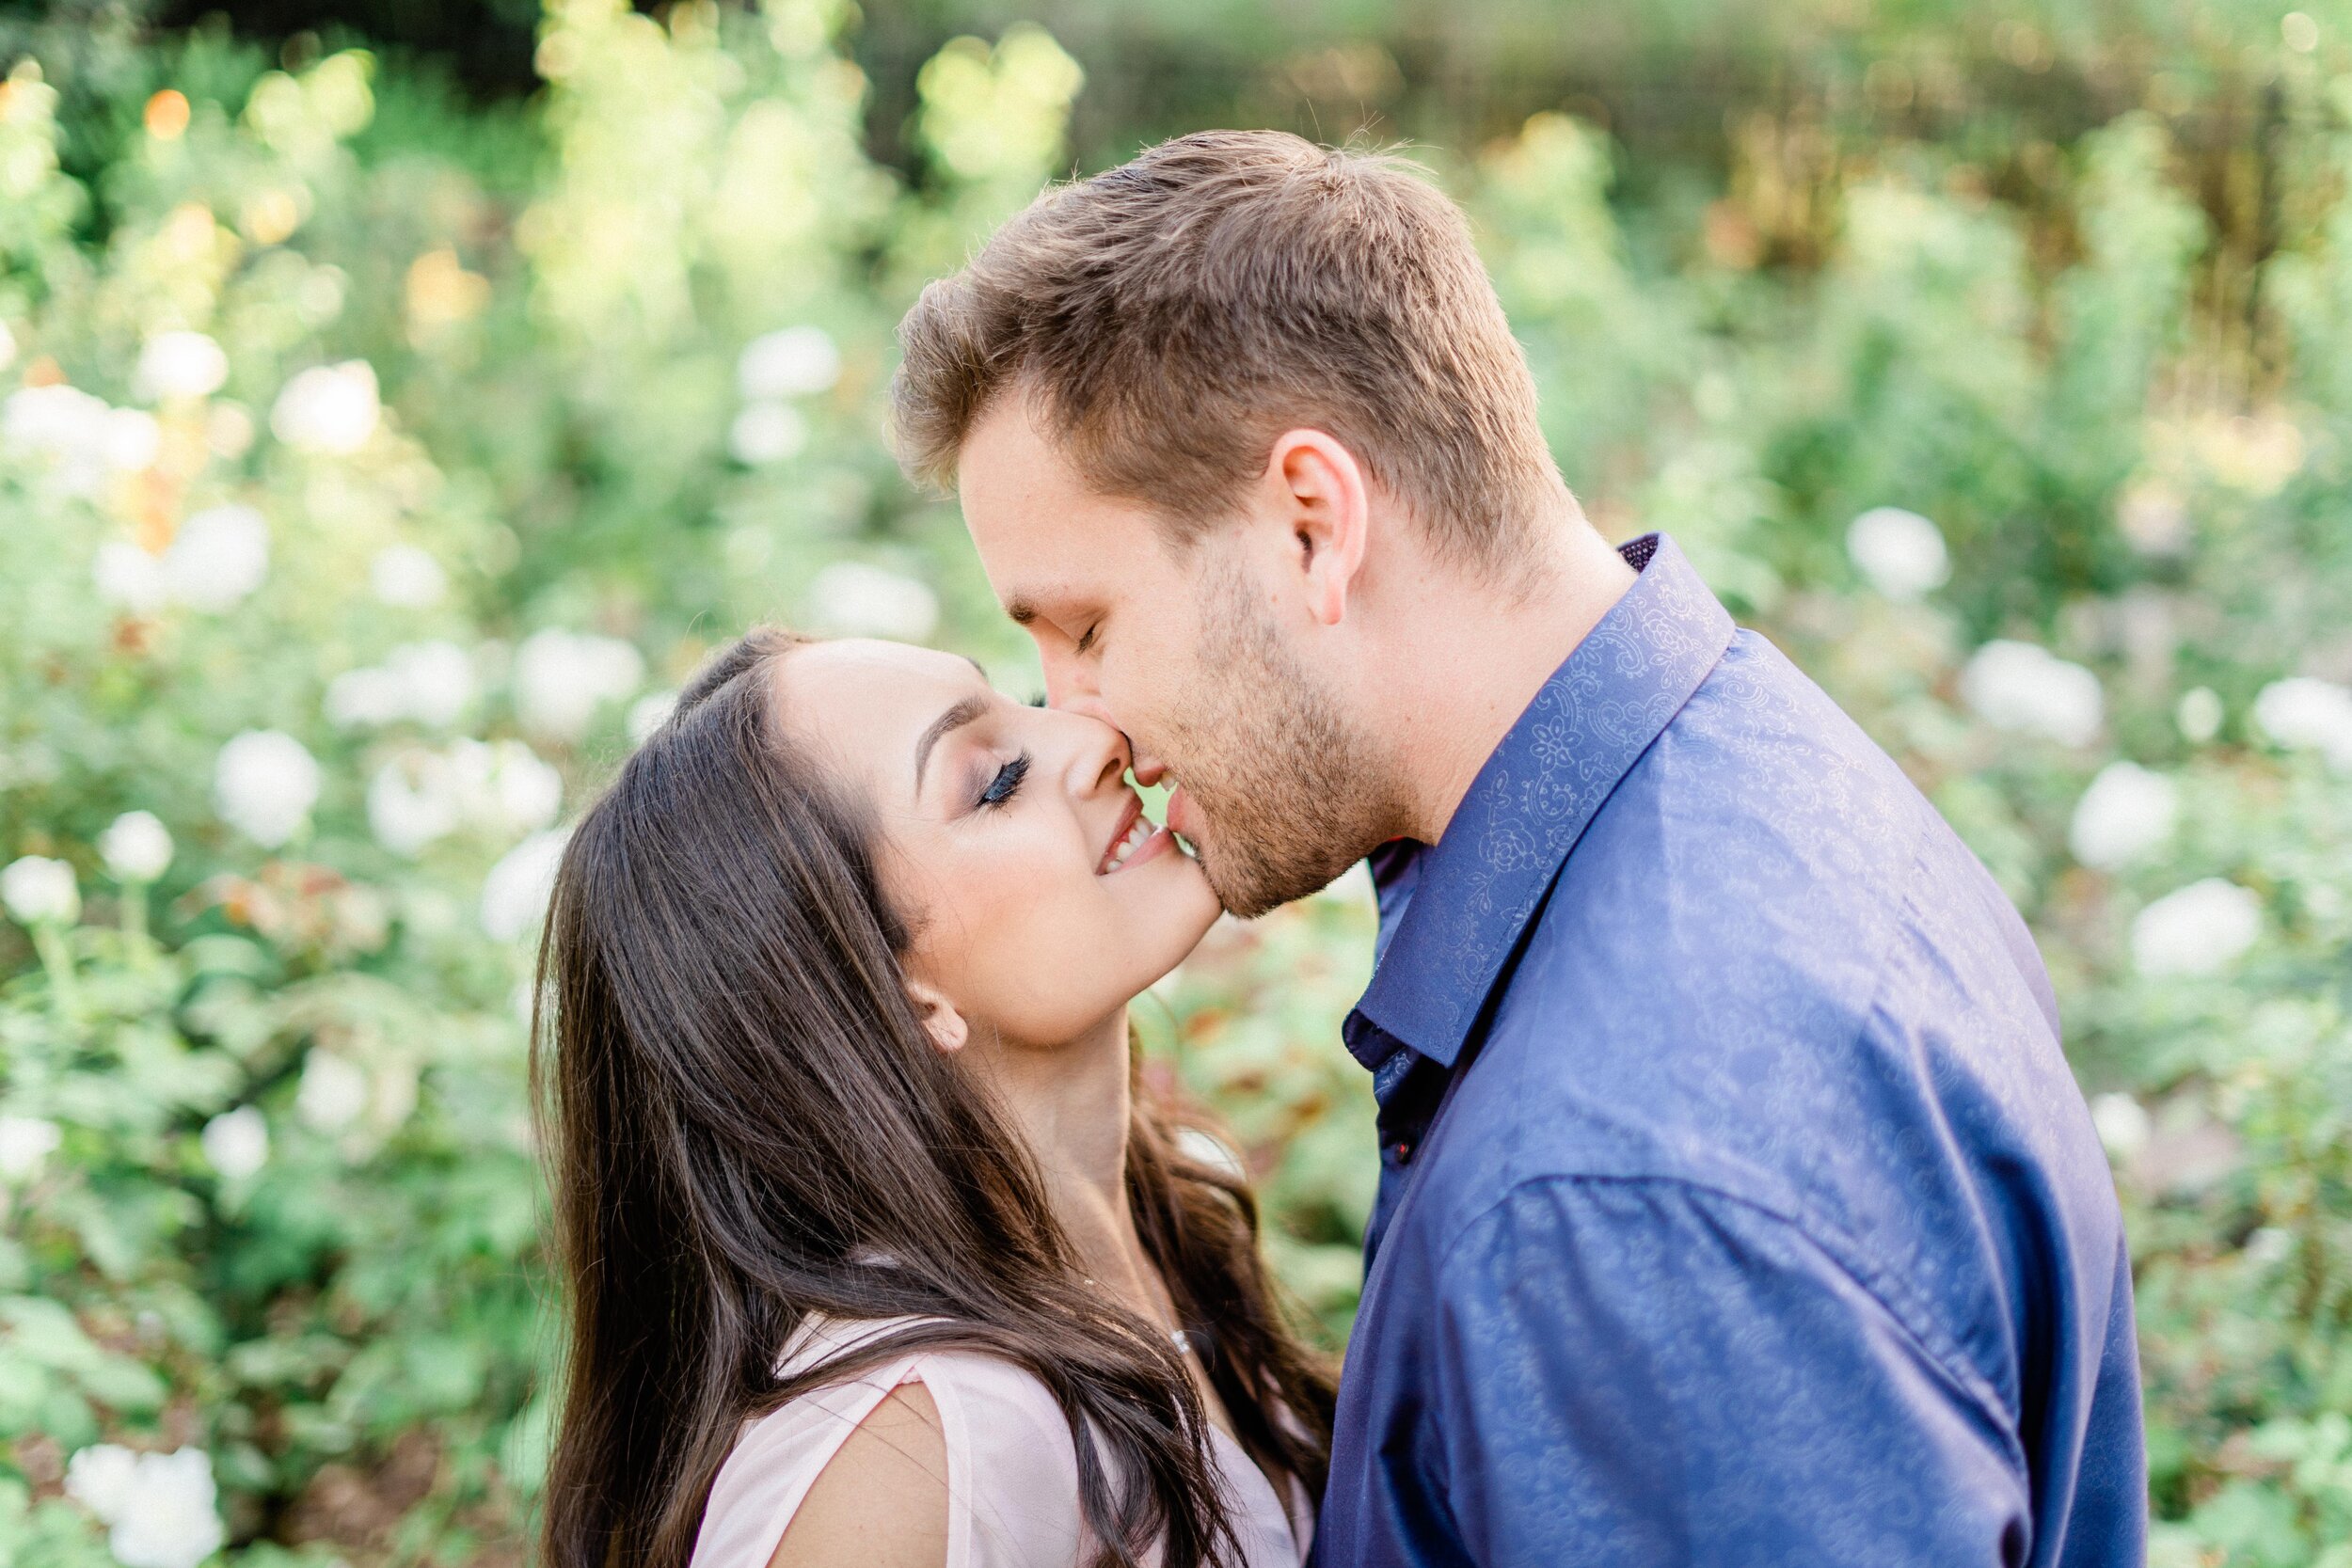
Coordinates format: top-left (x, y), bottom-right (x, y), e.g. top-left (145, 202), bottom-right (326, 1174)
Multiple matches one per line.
top-left (533, 627), bottom-right (1335, 1568)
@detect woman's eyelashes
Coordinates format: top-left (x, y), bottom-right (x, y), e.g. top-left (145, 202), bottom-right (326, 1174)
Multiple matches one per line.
top-left (976, 752), bottom-right (1031, 811)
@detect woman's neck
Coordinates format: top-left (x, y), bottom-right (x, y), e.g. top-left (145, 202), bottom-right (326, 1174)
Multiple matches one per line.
top-left (983, 1007), bottom-right (1165, 1322)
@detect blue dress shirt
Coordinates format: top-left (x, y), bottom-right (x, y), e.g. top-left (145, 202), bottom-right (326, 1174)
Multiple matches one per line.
top-left (1316, 534), bottom-right (2144, 1567)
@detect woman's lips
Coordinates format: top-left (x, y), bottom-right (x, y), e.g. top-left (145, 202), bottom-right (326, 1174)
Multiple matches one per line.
top-left (1098, 794), bottom-right (1177, 875)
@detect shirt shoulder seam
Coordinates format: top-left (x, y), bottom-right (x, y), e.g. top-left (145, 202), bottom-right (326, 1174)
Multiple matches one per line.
top-left (1438, 1170), bottom-right (2026, 1476)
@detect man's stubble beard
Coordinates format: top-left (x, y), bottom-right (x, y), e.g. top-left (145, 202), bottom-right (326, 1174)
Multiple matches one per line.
top-left (1152, 551), bottom-right (1410, 919)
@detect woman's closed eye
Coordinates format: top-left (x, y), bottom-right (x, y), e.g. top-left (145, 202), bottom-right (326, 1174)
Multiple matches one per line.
top-left (977, 752), bottom-right (1030, 811)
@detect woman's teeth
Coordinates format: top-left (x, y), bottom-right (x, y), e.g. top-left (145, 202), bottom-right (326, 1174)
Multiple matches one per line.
top-left (1101, 814), bottom-right (1157, 873)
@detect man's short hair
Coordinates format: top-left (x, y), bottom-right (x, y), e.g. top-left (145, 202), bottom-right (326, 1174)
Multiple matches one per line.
top-left (892, 130), bottom-right (1569, 570)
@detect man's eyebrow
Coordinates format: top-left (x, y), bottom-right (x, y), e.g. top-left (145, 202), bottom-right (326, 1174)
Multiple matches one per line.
top-left (914, 694), bottom-right (990, 794)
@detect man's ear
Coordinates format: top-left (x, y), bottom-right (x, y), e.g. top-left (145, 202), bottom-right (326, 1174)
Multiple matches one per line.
top-left (903, 978), bottom-right (970, 1055)
top-left (1266, 429), bottom-right (1370, 628)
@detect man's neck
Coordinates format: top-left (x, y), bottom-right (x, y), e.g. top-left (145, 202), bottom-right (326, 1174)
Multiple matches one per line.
top-left (1380, 519), bottom-right (1639, 847)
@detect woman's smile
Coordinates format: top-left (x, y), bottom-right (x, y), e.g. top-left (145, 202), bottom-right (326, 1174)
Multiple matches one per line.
top-left (1097, 792), bottom-right (1178, 875)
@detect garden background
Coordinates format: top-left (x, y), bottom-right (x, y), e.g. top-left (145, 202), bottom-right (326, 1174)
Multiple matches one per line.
top-left (5, 0), bottom-right (2352, 1563)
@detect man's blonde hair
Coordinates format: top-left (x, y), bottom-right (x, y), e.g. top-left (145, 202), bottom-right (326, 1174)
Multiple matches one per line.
top-left (892, 130), bottom-right (1569, 570)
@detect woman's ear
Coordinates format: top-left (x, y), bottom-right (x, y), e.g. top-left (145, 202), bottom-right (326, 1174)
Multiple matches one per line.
top-left (904, 979), bottom-right (970, 1055)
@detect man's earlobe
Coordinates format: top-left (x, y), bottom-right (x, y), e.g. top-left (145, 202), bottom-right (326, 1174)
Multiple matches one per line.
top-left (904, 979), bottom-right (970, 1055)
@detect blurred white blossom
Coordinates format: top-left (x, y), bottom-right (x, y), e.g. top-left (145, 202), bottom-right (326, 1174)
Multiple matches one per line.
top-left (200, 1106), bottom-right (269, 1180)
top-left (100, 811), bottom-right (174, 882)
top-left (806, 562), bottom-right (940, 641)
top-left (728, 402), bottom-right (808, 466)
top-left (1960, 640), bottom-right (2104, 746)
top-left (2253, 675), bottom-right (2352, 771)
top-left (207, 402), bottom-right (255, 459)
top-left (0, 1116), bottom-right (63, 1181)
top-left (4, 385), bottom-right (156, 493)
top-left (2089, 1093), bottom-right (2152, 1162)
top-left (215, 730), bottom-right (322, 847)
top-left (371, 544), bottom-right (447, 607)
top-left (326, 641), bottom-right (477, 729)
top-left (1845, 506), bottom-right (1950, 601)
top-left (2, 855), bottom-right (79, 925)
top-left (67, 1446), bottom-right (225, 1568)
top-left (94, 541), bottom-right (168, 613)
top-left (2176, 686), bottom-right (2224, 744)
top-left (514, 629), bottom-right (644, 742)
top-left (368, 750), bottom-right (465, 856)
top-left (271, 359), bottom-right (380, 454)
top-left (627, 690), bottom-right (678, 744)
top-left (0, 320), bottom-right (14, 372)
top-left (2068, 762), bottom-right (2178, 870)
top-left (368, 738), bottom-right (559, 855)
top-left (134, 330), bottom-right (230, 401)
top-left (2133, 878), bottom-right (2262, 977)
top-left (296, 1052), bottom-right (371, 1132)
top-left (481, 829), bottom-right (569, 940)
top-left (163, 503), bottom-right (270, 610)
top-left (738, 325), bottom-right (841, 400)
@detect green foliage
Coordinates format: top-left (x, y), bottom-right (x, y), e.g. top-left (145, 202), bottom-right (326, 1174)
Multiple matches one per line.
top-left (3, 4), bottom-right (2352, 1564)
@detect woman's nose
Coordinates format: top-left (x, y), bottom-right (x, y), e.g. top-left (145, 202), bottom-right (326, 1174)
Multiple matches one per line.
top-left (1059, 712), bottom-right (1132, 796)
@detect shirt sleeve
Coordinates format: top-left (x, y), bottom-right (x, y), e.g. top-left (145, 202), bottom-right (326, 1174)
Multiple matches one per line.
top-left (1427, 1176), bottom-right (2032, 1567)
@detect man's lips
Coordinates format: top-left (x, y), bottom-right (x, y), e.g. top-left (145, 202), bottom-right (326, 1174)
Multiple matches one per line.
top-left (1164, 785), bottom-right (1201, 847)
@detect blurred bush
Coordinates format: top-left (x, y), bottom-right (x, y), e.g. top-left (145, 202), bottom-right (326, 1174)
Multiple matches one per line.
top-left (3, 3), bottom-right (2351, 1565)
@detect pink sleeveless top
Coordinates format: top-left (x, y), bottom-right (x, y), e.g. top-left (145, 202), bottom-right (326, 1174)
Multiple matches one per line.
top-left (689, 1318), bottom-right (1311, 1568)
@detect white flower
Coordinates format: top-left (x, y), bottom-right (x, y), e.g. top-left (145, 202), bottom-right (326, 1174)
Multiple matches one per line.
top-left (326, 641), bottom-right (476, 730)
top-left (206, 402), bottom-right (255, 459)
top-left (371, 544), bottom-right (447, 608)
top-left (2176, 686), bottom-right (2224, 744)
top-left (368, 750), bottom-right (465, 856)
top-left (0, 320), bottom-right (14, 372)
top-left (728, 401), bottom-right (809, 466)
top-left (296, 1052), bottom-right (370, 1132)
top-left (627, 690), bottom-right (677, 744)
top-left (94, 541), bottom-right (168, 613)
top-left (483, 739), bottom-right (563, 833)
top-left (513, 629), bottom-right (644, 743)
top-left (2088, 1093), bottom-right (2152, 1162)
top-left (214, 730), bottom-right (322, 847)
top-left (737, 325), bottom-right (841, 400)
top-left (270, 359), bottom-right (380, 454)
top-left (0, 1116), bottom-right (63, 1181)
top-left (69, 1446), bottom-right (224, 1568)
top-left (386, 641), bottom-right (477, 728)
top-left (2068, 762), bottom-right (2178, 870)
top-left (4, 384), bottom-right (116, 494)
top-left (1960, 640), bottom-right (2104, 747)
top-left (134, 331), bottom-right (230, 401)
top-left (2245, 1227), bottom-right (2295, 1267)
top-left (325, 665), bottom-right (405, 728)
top-left (100, 811), bottom-right (174, 882)
top-left (66, 1444), bottom-right (139, 1519)
top-left (1846, 506), bottom-right (1950, 601)
top-left (2, 855), bottom-right (79, 925)
top-left (805, 562), bottom-right (940, 641)
top-left (2132, 878), bottom-right (2262, 977)
top-left (481, 829), bottom-right (569, 941)
top-left (163, 503), bottom-right (269, 610)
top-left (200, 1106), bottom-right (269, 1180)
top-left (103, 408), bottom-right (161, 472)
top-left (2252, 675), bottom-right (2352, 771)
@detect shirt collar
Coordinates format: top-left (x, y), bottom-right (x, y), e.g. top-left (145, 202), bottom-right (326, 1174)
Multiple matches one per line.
top-left (1344, 531), bottom-right (1735, 1071)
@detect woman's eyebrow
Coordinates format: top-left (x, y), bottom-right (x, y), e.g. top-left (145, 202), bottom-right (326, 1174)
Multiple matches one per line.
top-left (913, 694), bottom-right (991, 793)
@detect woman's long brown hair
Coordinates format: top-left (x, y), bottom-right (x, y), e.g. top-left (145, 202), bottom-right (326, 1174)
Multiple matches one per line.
top-left (532, 628), bottom-right (1335, 1568)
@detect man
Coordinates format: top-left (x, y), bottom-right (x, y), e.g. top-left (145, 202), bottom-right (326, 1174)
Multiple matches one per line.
top-left (894, 130), bottom-right (2144, 1566)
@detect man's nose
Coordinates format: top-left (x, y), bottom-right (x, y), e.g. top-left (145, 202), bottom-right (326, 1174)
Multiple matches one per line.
top-left (1041, 647), bottom-right (1113, 728)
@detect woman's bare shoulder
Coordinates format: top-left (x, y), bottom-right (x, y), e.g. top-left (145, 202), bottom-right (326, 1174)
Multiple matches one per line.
top-left (767, 1381), bottom-right (948, 1568)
